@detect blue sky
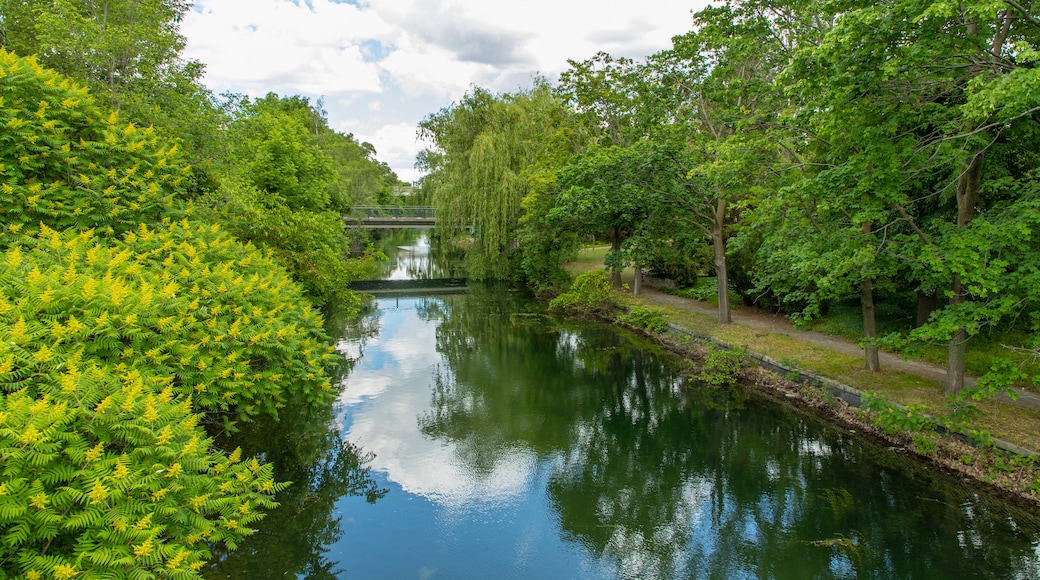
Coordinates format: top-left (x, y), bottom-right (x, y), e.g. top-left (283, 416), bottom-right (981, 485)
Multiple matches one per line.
top-left (181, 0), bottom-right (711, 184)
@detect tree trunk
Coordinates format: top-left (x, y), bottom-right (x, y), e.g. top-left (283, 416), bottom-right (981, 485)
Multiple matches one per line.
top-left (945, 149), bottom-right (984, 396)
top-left (858, 221), bottom-right (880, 371)
top-left (633, 259), bottom-right (642, 296)
top-left (860, 276), bottom-right (881, 372)
top-left (712, 198), bottom-right (731, 324)
top-left (916, 290), bottom-right (938, 327)
top-left (609, 227), bottom-right (623, 288)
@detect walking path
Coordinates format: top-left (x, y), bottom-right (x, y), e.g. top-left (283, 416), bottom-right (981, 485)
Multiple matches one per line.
top-left (636, 287), bottom-right (1040, 413)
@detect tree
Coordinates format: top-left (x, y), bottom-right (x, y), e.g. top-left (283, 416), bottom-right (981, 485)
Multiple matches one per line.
top-left (1, 0), bottom-right (192, 111)
top-left (637, 4), bottom-right (792, 324)
top-left (551, 142), bottom-right (669, 293)
top-left (791, 0), bottom-right (1040, 393)
top-left (419, 82), bottom-right (580, 282)
top-left (202, 94), bottom-right (383, 310)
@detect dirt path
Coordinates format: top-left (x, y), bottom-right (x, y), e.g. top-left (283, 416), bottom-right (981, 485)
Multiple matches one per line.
top-left (637, 287), bottom-right (1040, 412)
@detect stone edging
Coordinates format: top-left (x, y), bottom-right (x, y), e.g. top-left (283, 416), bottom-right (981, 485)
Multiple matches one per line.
top-left (664, 322), bottom-right (1039, 460)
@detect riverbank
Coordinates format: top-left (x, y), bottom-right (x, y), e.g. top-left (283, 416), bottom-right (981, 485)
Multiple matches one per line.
top-left (563, 251), bottom-right (1040, 504)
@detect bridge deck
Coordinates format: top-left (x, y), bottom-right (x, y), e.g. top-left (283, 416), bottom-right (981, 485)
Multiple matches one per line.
top-left (346, 206), bottom-right (438, 229)
top-left (349, 278), bottom-right (467, 295)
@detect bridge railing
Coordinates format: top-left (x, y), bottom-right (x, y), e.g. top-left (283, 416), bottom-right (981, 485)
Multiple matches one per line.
top-left (351, 206), bottom-right (435, 219)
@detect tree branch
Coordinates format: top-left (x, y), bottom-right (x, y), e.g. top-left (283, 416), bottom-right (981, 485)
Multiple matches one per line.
top-left (1003, 0), bottom-right (1040, 28)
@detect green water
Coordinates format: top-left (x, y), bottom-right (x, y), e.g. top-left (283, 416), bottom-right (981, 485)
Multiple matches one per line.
top-left (206, 285), bottom-right (1040, 579)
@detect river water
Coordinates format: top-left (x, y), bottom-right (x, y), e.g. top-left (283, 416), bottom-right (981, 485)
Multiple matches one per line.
top-left (206, 232), bottom-right (1040, 579)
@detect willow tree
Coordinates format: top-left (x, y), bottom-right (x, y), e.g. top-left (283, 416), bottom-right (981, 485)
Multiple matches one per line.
top-left (418, 82), bottom-right (579, 282)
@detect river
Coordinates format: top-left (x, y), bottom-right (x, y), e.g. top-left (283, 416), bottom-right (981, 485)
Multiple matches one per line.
top-left (206, 231), bottom-right (1040, 579)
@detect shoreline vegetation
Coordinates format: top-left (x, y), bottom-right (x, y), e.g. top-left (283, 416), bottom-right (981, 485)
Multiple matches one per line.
top-left (0, 44), bottom-right (398, 577)
top-left (561, 250), bottom-right (1040, 507)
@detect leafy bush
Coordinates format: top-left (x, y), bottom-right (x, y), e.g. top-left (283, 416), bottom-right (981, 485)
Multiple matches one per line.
top-left (861, 392), bottom-right (937, 435)
top-left (0, 49), bottom-right (187, 244)
top-left (0, 377), bottom-right (286, 578)
top-left (1, 224), bottom-right (336, 425)
top-left (201, 95), bottom-right (384, 310)
top-left (668, 277), bottom-right (741, 308)
top-left (617, 306), bottom-right (670, 334)
top-left (548, 269), bottom-right (616, 317)
top-left (200, 178), bottom-right (380, 311)
top-left (695, 345), bottom-right (744, 388)
top-left (0, 224), bottom-right (335, 577)
top-left (0, 43), bottom-right (342, 579)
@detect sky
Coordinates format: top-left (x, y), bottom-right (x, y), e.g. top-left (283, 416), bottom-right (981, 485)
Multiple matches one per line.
top-left (181, 0), bottom-right (711, 185)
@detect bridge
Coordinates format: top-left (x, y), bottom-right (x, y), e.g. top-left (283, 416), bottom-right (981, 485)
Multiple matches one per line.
top-left (348, 277), bottom-right (467, 295)
top-left (346, 206), bottom-right (436, 228)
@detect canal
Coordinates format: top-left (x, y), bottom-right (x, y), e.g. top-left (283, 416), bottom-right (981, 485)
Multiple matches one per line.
top-left (206, 231), bottom-right (1040, 579)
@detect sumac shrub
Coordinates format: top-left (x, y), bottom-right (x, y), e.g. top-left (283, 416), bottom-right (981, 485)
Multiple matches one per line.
top-left (0, 49), bottom-right (187, 245)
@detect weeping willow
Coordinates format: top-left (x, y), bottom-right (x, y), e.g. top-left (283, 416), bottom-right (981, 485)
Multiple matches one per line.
top-left (419, 83), bottom-right (574, 280)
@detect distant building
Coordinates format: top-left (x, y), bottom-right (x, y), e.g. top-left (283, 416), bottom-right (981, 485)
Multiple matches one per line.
top-left (391, 186), bottom-right (414, 197)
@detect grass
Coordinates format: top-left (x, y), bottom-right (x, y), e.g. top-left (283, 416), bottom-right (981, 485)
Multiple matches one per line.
top-left (567, 246), bottom-right (610, 276)
top-left (634, 294), bottom-right (1040, 452)
top-left (801, 300), bottom-right (1040, 384)
top-left (563, 247), bottom-right (1040, 453)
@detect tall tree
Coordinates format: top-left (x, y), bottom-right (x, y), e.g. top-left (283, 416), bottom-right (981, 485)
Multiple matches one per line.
top-left (1, 0), bottom-right (192, 111)
top-left (639, 3), bottom-right (793, 323)
top-left (419, 82), bottom-right (579, 282)
top-left (792, 0), bottom-right (1040, 393)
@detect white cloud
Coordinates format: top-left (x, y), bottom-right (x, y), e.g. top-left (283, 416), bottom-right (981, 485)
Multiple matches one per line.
top-left (181, 0), bottom-right (709, 186)
top-left (355, 122), bottom-right (428, 184)
top-left (183, 0), bottom-right (388, 96)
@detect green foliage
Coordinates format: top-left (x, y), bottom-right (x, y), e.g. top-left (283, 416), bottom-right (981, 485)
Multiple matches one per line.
top-left (861, 392), bottom-right (938, 435)
top-left (225, 94), bottom-right (334, 212)
top-left (912, 433), bottom-right (939, 455)
top-left (551, 142), bottom-right (671, 284)
top-left (616, 306), bottom-right (670, 334)
top-left (202, 94), bottom-right (385, 309)
top-left (0, 223), bottom-right (334, 577)
top-left (0, 49), bottom-right (187, 242)
top-left (548, 269), bottom-right (616, 317)
top-left (695, 345), bottom-right (744, 389)
top-left (0, 382), bottom-right (286, 579)
top-left (420, 82), bottom-right (580, 281)
top-left (0, 224), bottom-right (336, 424)
top-left (667, 278), bottom-right (742, 309)
top-left (0, 46), bottom-right (349, 577)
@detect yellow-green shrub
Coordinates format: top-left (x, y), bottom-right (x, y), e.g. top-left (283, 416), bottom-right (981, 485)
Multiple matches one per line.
top-left (0, 49), bottom-right (186, 244)
top-left (0, 224), bottom-right (336, 577)
top-left (0, 373), bottom-right (286, 579)
top-left (0, 223), bottom-right (335, 425)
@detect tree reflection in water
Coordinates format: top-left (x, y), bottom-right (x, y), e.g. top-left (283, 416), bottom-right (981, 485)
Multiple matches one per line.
top-left (418, 285), bottom-right (1040, 579)
top-left (204, 369), bottom-right (387, 579)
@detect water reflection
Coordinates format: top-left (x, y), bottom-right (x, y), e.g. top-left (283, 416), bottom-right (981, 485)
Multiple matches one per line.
top-left (203, 381), bottom-right (387, 579)
top-left (371, 229), bottom-right (463, 280)
top-left (217, 286), bottom-right (1040, 579)
top-left (341, 287), bottom-right (1040, 579)
top-left (343, 294), bottom-right (537, 506)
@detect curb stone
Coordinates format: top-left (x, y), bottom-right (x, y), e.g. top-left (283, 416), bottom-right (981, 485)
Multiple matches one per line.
top-left (664, 322), bottom-right (1039, 461)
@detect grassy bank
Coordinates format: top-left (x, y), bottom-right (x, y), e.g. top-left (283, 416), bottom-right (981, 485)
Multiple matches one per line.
top-left (562, 252), bottom-right (1040, 459)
